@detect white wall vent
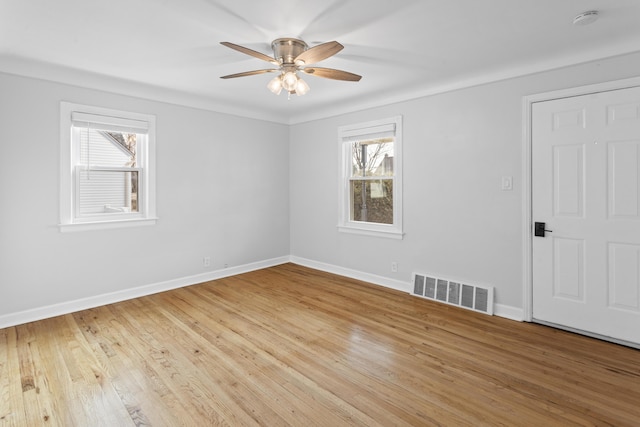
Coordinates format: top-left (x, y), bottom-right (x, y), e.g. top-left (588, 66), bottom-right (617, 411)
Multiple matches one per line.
top-left (411, 273), bottom-right (494, 315)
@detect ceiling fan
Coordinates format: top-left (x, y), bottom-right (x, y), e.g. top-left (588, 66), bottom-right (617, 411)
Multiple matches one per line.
top-left (220, 38), bottom-right (361, 97)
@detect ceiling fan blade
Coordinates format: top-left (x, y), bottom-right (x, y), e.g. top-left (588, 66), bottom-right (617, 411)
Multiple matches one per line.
top-left (295, 41), bottom-right (343, 65)
top-left (220, 42), bottom-right (279, 65)
top-left (302, 67), bottom-right (361, 82)
top-left (220, 69), bottom-right (278, 79)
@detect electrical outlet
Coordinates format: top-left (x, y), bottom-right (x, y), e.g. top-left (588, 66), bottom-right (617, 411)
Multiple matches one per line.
top-left (391, 262), bottom-right (398, 273)
top-left (203, 257), bottom-right (211, 267)
top-left (501, 176), bottom-right (513, 191)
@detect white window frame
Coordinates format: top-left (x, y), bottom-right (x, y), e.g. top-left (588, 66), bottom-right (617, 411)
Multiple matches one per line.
top-left (59, 102), bottom-right (157, 232)
top-left (338, 115), bottom-right (403, 239)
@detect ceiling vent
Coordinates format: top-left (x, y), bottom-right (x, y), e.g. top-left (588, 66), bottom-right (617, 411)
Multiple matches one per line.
top-left (411, 273), bottom-right (494, 315)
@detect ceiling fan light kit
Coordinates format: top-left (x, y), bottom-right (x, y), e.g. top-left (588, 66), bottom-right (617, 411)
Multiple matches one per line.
top-left (220, 37), bottom-right (361, 99)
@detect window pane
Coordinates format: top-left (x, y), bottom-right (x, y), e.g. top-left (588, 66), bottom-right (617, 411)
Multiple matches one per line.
top-left (79, 128), bottom-right (137, 167)
top-left (351, 139), bottom-right (394, 177)
top-left (349, 179), bottom-right (393, 224)
top-left (78, 170), bottom-right (139, 215)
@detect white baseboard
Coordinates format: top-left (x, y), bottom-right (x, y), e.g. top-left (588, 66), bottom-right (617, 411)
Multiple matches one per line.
top-left (289, 256), bottom-right (524, 322)
top-left (0, 255), bottom-right (524, 329)
top-left (0, 256), bottom-right (289, 329)
top-left (494, 304), bottom-right (524, 322)
top-left (289, 256), bottom-right (411, 293)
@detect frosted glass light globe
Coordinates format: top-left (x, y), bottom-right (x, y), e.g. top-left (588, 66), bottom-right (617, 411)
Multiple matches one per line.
top-left (282, 72), bottom-right (298, 91)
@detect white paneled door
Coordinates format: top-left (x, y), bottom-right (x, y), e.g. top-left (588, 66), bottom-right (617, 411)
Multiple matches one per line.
top-left (532, 86), bottom-right (640, 346)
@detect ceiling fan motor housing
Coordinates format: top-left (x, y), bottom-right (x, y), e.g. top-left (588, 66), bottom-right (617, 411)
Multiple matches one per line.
top-left (271, 38), bottom-right (308, 65)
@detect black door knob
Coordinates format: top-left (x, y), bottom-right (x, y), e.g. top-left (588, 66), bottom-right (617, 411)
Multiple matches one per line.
top-left (534, 222), bottom-right (553, 237)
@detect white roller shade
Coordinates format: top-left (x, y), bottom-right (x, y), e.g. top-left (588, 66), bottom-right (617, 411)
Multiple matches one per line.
top-left (341, 123), bottom-right (396, 142)
top-left (71, 112), bottom-right (149, 134)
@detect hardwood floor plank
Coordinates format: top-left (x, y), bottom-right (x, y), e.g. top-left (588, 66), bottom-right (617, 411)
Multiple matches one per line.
top-left (74, 306), bottom-right (167, 426)
top-left (186, 281), bottom-right (467, 425)
top-left (128, 298), bottom-right (285, 426)
top-left (15, 323), bottom-right (60, 427)
top-left (203, 273), bottom-right (531, 423)
top-left (158, 289), bottom-right (379, 426)
top-left (108, 300), bottom-right (235, 426)
top-left (1, 263), bottom-right (639, 426)
top-left (160, 312), bottom-right (327, 426)
top-left (28, 316), bottom-right (95, 427)
top-left (274, 264), bottom-right (640, 424)
top-left (0, 327), bottom-right (28, 426)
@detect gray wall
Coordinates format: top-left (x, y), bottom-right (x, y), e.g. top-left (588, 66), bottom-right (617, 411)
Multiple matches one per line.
top-left (0, 72), bottom-right (290, 317)
top-left (3, 51), bottom-right (640, 321)
top-left (290, 52), bottom-right (640, 310)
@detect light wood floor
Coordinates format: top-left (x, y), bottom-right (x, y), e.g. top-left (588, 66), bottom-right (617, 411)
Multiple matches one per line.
top-left (1, 263), bottom-right (639, 426)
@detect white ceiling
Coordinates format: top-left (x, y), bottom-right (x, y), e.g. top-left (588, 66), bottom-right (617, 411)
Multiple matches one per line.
top-left (2, 0), bottom-right (640, 124)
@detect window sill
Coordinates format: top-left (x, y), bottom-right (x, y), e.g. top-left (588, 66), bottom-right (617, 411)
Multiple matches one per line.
top-left (338, 225), bottom-right (404, 240)
top-left (59, 217), bottom-right (158, 233)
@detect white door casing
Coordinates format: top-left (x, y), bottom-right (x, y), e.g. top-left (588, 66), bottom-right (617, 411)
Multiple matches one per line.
top-left (530, 85), bottom-right (640, 346)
